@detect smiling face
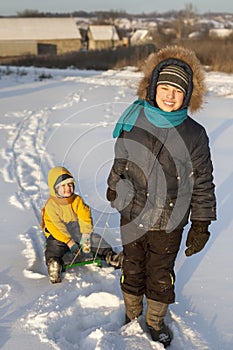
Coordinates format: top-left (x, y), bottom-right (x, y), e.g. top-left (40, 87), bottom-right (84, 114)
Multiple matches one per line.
top-left (155, 84), bottom-right (185, 112)
top-left (56, 182), bottom-right (74, 198)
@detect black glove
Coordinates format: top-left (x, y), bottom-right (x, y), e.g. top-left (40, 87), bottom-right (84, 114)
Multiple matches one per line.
top-left (106, 187), bottom-right (117, 202)
top-left (185, 221), bottom-right (210, 257)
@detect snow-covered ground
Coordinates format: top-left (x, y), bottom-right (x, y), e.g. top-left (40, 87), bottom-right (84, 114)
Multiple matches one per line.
top-left (0, 65), bottom-right (232, 350)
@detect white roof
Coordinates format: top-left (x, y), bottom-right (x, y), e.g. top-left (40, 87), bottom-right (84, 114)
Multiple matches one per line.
top-left (209, 28), bottom-right (233, 38)
top-left (88, 25), bottom-right (119, 41)
top-left (0, 18), bottom-right (81, 40)
top-left (131, 30), bottom-right (149, 43)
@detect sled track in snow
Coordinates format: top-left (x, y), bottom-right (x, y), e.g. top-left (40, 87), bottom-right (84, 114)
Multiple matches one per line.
top-left (11, 110), bottom-right (50, 219)
top-left (10, 108), bottom-right (53, 274)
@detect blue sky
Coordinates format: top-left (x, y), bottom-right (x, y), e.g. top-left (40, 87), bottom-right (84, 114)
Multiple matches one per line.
top-left (0, 0), bottom-right (232, 16)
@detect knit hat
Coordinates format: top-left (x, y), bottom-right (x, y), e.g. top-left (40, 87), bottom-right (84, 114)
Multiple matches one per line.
top-left (157, 65), bottom-right (189, 95)
top-left (54, 173), bottom-right (75, 189)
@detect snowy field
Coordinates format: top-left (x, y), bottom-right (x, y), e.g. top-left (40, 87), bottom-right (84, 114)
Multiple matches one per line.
top-left (0, 64), bottom-right (232, 350)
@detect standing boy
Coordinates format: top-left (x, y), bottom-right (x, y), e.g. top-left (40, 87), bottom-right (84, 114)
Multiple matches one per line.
top-left (106, 45), bottom-right (216, 347)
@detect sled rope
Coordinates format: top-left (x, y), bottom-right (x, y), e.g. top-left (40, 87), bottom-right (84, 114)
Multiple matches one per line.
top-left (70, 204), bottom-right (111, 265)
top-left (70, 246), bottom-right (82, 266)
top-left (93, 206), bottom-right (111, 261)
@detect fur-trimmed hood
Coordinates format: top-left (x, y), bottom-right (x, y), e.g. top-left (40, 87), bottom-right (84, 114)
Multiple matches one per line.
top-left (137, 45), bottom-right (206, 114)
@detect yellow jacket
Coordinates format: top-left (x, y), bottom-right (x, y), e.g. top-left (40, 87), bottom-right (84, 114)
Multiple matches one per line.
top-left (41, 166), bottom-right (93, 243)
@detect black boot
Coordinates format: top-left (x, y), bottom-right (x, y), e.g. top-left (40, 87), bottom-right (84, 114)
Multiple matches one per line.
top-left (146, 298), bottom-right (172, 347)
top-left (125, 314), bottom-right (131, 325)
top-left (47, 258), bottom-right (62, 284)
top-left (147, 322), bottom-right (172, 347)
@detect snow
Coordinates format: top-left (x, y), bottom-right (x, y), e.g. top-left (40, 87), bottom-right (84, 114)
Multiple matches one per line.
top-left (0, 64), bottom-right (232, 350)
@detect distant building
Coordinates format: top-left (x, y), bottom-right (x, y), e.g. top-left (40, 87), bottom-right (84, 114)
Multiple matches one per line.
top-left (209, 28), bottom-right (233, 38)
top-left (87, 25), bottom-right (120, 50)
top-left (188, 31), bottom-right (203, 39)
top-left (130, 29), bottom-right (152, 46)
top-left (0, 18), bottom-right (82, 57)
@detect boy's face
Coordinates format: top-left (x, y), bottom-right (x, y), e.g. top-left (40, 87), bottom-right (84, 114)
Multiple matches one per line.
top-left (56, 182), bottom-right (74, 197)
top-left (155, 84), bottom-right (185, 112)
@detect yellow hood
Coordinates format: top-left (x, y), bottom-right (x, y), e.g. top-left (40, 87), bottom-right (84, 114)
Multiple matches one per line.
top-left (48, 166), bottom-right (75, 197)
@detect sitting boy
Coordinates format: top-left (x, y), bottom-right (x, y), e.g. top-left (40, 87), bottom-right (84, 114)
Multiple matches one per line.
top-left (41, 166), bottom-right (122, 283)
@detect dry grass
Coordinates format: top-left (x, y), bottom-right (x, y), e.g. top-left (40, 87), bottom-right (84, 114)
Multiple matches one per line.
top-left (1, 38), bottom-right (232, 73)
top-left (178, 36), bottom-right (233, 73)
top-left (2, 44), bottom-right (156, 71)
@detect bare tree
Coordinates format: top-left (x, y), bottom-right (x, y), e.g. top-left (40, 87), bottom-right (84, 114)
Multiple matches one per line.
top-left (17, 9), bottom-right (44, 17)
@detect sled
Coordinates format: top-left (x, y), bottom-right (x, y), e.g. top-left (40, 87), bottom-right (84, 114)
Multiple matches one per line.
top-left (62, 251), bottom-right (102, 271)
top-left (62, 257), bottom-right (102, 271)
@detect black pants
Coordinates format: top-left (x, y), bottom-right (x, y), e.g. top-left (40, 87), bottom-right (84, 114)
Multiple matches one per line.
top-left (44, 232), bottom-right (113, 265)
top-left (120, 217), bottom-right (183, 304)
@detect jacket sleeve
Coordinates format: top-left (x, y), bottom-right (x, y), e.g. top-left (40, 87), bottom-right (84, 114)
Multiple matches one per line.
top-left (107, 134), bottom-right (128, 190)
top-left (74, 196), bottom-right (93, 234)
top-left (190, 128), bottom-right (216, 221)
top-left (43, 200), bottom-right (72, 243)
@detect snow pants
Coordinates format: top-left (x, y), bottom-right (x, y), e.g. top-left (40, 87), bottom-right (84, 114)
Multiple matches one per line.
top-left (120, 217), bottom-right (183, 304)
top-left (44, 232), bottom-right (113, 265)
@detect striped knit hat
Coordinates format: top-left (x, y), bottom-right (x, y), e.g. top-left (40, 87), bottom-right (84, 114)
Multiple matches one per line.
top-left (54, 173), bottom-right (75, 189)
top-left (157, 65), bottom-right (189, 95)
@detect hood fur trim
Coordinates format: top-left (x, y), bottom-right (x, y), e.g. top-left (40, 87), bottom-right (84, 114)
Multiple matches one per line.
top-left (137, 45), bottom-right (206, 114)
